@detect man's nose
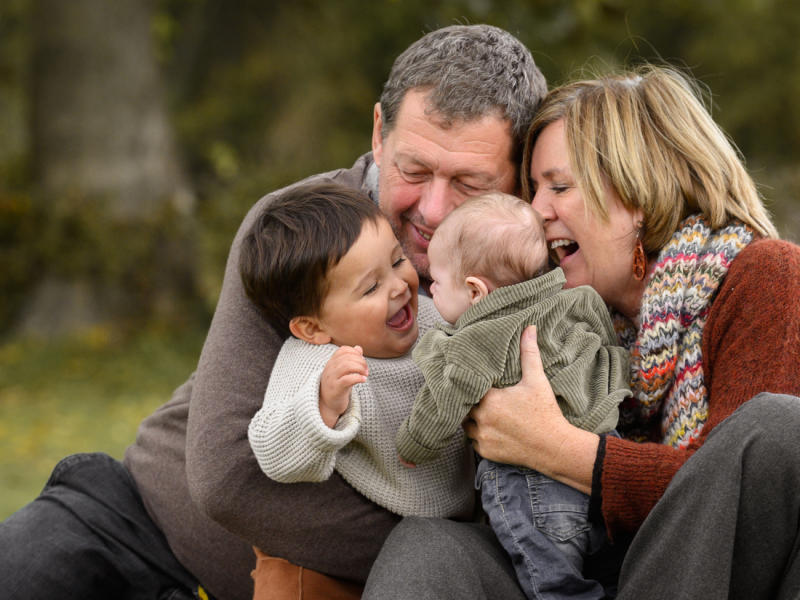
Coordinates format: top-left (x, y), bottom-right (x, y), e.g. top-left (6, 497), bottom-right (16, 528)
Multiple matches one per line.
top-left (417, 178), bottom-right (458, 230)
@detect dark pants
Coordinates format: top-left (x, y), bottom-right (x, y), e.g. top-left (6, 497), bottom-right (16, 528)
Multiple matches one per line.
top-left (0, 452), bottom-right (208, 600)
top-left (362, 393), bottom-right (800, 600)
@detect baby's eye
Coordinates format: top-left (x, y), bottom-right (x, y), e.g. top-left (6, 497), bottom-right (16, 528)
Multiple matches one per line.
top-left (364, 282), bottom-right (379, 296)
top-left (393, 257), bottom-right (407, 268)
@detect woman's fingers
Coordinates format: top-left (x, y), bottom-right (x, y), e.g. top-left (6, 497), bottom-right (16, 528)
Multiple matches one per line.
top-left (464, 325), bottom-right (567, 471)
top-left (518, 326), bottom-right (547, 388)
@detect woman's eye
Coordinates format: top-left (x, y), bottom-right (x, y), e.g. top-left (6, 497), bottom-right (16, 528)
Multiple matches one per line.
top-left (364, 283), bottom-right (379, 296)
top-left (550, 185), bottom-right (568, 194)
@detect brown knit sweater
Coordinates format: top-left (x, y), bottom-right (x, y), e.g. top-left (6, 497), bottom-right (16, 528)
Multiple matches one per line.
top-left (123, 154), bottom-right (393, 600)
top-left (599, 238), bottom-right (800, 538)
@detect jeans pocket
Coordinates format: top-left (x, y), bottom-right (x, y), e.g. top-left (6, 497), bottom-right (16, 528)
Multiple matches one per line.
top-left (474, 457), bottom-right (494, 490)
top-left (531, 475), bottom-right (592, 542)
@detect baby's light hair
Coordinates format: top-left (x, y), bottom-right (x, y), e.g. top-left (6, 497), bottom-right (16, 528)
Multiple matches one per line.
top-left (434, 192), bottom-right (549, 288)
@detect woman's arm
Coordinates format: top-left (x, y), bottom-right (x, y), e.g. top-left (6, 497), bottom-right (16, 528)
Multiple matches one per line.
top-left (464, 326), bottom-right (600, 495)
top-left (466, 239), bottom-right (800, 529)
top-left (601, 239), bottom-right (800, 536)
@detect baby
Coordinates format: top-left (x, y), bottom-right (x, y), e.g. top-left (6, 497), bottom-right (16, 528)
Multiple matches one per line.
top-left (395, 192), bottom-right (631, 600)
top-left (240, 180), bottom-right (475, 526)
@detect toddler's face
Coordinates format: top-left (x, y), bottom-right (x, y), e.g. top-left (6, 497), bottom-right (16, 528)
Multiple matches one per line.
top-left (427, 236), bottom-right (475, 325)
top-left (316, 219), bottom-right (419, 358)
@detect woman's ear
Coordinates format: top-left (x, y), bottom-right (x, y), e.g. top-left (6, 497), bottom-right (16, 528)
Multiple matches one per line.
top-left (289, 316), bottom-right (332, 345)
top-left (465, 276), bottom-right (494, 305)
top-left (632, 207), bottom-right (645, 230)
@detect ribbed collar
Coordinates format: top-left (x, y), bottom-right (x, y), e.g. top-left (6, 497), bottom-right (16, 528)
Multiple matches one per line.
top-left (438, 268), bottom-right (566, 334)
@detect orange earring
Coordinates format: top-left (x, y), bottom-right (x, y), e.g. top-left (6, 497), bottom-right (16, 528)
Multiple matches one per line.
top-left (633, 221), bottom-right (646, 281)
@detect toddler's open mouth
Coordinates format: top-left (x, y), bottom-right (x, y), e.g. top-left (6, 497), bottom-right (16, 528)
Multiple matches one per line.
top-left (386, 303), bottom-right (414, 332)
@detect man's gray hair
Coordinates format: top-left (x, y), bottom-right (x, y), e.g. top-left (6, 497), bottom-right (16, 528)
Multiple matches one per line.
top-left (380, 24), bottom-right (546, 160)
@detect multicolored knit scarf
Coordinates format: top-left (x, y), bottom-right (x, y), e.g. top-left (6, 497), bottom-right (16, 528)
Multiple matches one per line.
top-left (613, 215), bottom-right (754, 448)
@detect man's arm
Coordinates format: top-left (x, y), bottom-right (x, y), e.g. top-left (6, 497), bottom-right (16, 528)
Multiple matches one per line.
top-left (185, 157), bottom-right (401, 583)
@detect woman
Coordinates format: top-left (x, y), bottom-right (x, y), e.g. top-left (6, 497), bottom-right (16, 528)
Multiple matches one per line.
top-left (363, 66), bottom-right (800, 600)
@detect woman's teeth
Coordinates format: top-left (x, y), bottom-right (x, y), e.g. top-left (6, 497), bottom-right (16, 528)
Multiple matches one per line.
top-left (550, 239), bottom-right (575, 249)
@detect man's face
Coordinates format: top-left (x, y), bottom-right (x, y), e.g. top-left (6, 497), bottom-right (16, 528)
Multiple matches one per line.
top-left (372, 90), bottom-right (517, 279)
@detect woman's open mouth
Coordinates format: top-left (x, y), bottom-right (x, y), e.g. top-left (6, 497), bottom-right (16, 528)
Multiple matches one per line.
top-left (550, 239), bottom-right (579, 263)
top-left (386, 303), bottom-right (415, 332)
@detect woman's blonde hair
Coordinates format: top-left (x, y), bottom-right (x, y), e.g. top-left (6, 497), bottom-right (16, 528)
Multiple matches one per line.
top-left (521, 65), bottom-right (778, 253)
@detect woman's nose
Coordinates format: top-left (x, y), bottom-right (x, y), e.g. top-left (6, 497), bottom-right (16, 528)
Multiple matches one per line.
top-left (530, 191), bottom-right (554, 222)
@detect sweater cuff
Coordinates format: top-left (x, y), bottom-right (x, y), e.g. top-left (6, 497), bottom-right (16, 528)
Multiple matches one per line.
top-left (395, 419), bottom-right (445, 465)
top-left (588, 433), bottom-right (607, 524)
top-left (294, 373), bottom-right (360, 451)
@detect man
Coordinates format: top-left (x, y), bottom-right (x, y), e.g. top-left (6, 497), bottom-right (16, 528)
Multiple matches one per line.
top-left (0, 24), bottom-right (546, 600)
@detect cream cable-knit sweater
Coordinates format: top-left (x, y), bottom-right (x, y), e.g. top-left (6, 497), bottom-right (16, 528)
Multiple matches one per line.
top-left (247, 296), bottom-right (476, 519)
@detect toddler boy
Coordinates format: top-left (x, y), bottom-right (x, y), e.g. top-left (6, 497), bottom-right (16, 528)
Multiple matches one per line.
top-left (239, 180), bottom-right (475, 533)
top-left (395, 192), bottom-right (631, 600)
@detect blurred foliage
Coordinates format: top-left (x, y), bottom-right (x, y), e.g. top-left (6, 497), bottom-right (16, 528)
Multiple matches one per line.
top-left (2, 0), bottom-right (800, 515)
top-left (2, 0), bottom-right (800, 332)
top-left (0, 327), bottom-right (205, 519)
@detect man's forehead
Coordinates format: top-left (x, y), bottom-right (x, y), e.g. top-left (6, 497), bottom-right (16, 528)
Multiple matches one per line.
top-left (388, 98), bottom-right (515, 177)
top-left (393, 90), bottom-right (512, 145)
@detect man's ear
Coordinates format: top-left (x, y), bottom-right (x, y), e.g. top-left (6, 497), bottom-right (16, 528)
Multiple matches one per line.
top-left (465, 276), bottom-right (494, 305)
top-left (372, 102), bottom-right (384, 167)
top-left (289, 316), bottom-right (332, 345)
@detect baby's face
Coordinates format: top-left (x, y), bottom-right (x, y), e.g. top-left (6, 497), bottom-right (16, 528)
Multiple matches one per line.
top-left (427, 236), bottom-right (475, 325)
top-left (316, 219), bottom-right (419, 358)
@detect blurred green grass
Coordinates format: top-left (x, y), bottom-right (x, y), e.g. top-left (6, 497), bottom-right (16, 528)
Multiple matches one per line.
top-left (0, 326), bottom-right (204, 519)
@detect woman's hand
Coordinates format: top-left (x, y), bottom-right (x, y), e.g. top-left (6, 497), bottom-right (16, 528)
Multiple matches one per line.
top-left (463, 326), bottom-right (599, 494)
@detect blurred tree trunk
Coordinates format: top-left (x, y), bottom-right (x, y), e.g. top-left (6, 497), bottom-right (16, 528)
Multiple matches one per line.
top-left (21, 0), bottom-right (195, 338)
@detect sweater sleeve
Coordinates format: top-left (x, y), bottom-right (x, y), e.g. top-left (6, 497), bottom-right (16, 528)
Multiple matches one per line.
top-left (396, 328), bottom-right (492, 465)
top-left (544, 288), bottom-right (631, 435)
top-left (600, 239), bottom-right (800, 537)
top-left (248, 341), bottom-right (361, 483)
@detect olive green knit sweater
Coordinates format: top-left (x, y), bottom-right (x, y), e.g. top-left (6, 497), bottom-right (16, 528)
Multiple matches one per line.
top-left (396, 268), bottom-right (631, 465)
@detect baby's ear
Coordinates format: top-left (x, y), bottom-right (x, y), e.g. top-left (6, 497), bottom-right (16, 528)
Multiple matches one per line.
top-left (465, 276), bottom-right (493, 305)
top-left (289, 317), bottom-right (332, 345)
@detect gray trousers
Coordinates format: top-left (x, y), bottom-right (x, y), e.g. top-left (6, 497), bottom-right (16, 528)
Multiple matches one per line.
top-left (363, 393), bottom-right (800, 600)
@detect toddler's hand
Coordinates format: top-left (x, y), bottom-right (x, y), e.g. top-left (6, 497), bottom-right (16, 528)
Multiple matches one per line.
top-left (319, 346), bottom-right (368, 428)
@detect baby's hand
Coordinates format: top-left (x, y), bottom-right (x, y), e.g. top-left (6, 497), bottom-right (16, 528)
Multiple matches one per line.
top-left (398, 456), bottom-right (416, 468)
top-left (319, 346), bottom-right (368, 428)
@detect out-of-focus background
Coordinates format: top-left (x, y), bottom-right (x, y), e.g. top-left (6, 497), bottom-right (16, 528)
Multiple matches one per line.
top-left (2, 0), bottom-right (799, 519)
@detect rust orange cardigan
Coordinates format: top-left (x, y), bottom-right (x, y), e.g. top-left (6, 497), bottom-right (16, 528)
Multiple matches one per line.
top-left (597, 238), bottom-right (800, 537)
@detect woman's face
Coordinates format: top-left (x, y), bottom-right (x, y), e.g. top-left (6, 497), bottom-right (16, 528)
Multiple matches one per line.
top-left (529, 119), bottom-right (645, 317)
